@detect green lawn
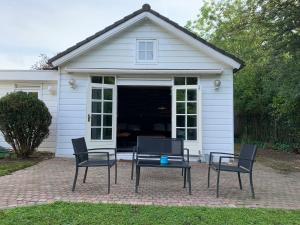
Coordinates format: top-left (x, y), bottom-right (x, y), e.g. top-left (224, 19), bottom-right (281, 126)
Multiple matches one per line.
top-left (0, 160), bottom-right (38, 176)
top-left (0, 152), bottom-right (53, 176)
top-left (0, 202), bottom-right (299, 225)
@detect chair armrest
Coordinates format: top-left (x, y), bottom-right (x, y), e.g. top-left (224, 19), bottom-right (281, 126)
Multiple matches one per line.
top-left (73, 151), bottom-right (110, 162)
top-left (88, 148), bottom-right (117, 160)
top-left (184, 148), bottom-right (190, 162)
top-left (209, 152), bottom-right (239, 164)
top-left (219, 156), bottom-right (252, 164)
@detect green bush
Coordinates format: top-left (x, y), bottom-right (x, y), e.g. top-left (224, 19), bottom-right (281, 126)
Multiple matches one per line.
top-left (0, 92), bottom-right (52, 158)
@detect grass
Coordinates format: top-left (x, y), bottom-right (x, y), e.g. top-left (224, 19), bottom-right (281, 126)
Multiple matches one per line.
top-left (0, 202), bottom-right (299, 225)
top-left (0, 152), bottom-right (53, 176)
top-left (0, 160), bottom-right (38, 176)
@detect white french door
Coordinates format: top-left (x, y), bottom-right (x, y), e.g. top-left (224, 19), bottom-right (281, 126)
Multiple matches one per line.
top-left (172, 77), bottom-right (200, 141)
top-left (86, 76), bottom-right (117, 148)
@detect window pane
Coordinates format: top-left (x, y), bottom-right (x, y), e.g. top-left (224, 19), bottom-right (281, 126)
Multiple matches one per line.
top-left (186, 77), bottom-right (197, 85)
top-left (187, 115), bottom-right (197, 127)
top-left (187, 129), bottom-right (197, 140)
top-left (176, 89), bottom-right (185, 101)
top-left (174, 77), bottom-right (185, 85)
top-left (139, 42), bottom-right (146, 51)
top-left (176, 128), bottom-right (185, 139)
top-left (92, 102), bottom-right (101, 113)
top-left (92, 89), bottom-right (102, 100)
top-left (91, 76), bottom-right (102, 84)
top-left (91, 128), bottom-right (101, 140)
top-left (103, 115), bottom-right (112, 126)
top-left (103, 102), bottom-right (112, 113)
top-left (138, 51), bottom-right (145, 60)
top-left (103, 128), bottom-right (112, 140)
top-left (104, 89), bottom-right (112, 100)
top-left (176, 115), bottom-right (185, 127)
top-left (187, 89), bottom-right (197, 101)
top-left (104, 76), bottom-right (115, 84)
top-left (146, 42), bottom-right (153, 51)
top-left (146, 51), bottom-right (153, 60)
top-left (91, 115), bottom-right (101, 126)
top-left (187, 102), bottom-right (196, 114)
top-left (176, 103), bottom-right (185, 114)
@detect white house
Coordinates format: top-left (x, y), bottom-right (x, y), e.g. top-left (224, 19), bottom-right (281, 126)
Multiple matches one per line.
top-left (0, 4), bottom-right (243, 160)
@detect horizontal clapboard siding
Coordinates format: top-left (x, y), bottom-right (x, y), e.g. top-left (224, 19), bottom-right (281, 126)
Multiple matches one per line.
top-left (0, 80), bottom-right (58, 153)
top-left (200, 69), bottom-right (234, 155)
top-left (67, 20), bottom-right (226, 70)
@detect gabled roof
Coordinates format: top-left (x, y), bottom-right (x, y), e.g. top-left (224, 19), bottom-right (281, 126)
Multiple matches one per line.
top-left (48, 4), bottom-right (244, 71)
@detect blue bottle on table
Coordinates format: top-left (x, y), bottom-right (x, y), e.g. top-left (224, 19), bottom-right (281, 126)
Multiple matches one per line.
top-left (160, 155), bottom-right (169, 165)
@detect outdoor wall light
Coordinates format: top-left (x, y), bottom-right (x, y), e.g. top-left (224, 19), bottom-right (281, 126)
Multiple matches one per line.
top-left (68, 78), bottom-right (77, 89)
top-left (214, 79), bottom-right (221, 89)
top-left (48, 85), bottom-right (56, 95)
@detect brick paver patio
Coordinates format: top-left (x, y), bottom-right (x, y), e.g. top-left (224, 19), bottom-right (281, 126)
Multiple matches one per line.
top-left (0, 158), bottom-right (299, 209)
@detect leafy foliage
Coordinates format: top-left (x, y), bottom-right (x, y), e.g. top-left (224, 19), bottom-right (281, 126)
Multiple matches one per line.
top-left (187, 0), bottom-right (300, 150)
top-left (31, 54), bottom-right (53, 70)
top-left (0, 92), bottom-right (52, 158)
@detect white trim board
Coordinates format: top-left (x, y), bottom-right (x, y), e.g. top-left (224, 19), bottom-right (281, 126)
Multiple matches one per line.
top-left (64, 68), bottom-right (223, 75)
top-left (0, 70), bottom-right (58, 81)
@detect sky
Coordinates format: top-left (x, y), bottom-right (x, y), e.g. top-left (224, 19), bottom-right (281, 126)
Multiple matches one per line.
top-left (0, 0), bottom-right (203, 69)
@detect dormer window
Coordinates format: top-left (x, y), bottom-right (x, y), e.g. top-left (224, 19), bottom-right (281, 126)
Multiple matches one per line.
top-left (136, 39), bottom-right (157, 63)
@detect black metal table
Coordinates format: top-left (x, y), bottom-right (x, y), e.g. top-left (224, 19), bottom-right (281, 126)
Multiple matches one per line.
top-left (135, 160), bottom-right (192, 195)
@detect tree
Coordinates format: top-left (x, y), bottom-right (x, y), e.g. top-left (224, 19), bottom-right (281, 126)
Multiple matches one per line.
top-left (31, 54), bottom-right (53, 70)
top-left (187, 0), bottom-right (300, 150)
top-left (0, 92), bottom-right (52, 158)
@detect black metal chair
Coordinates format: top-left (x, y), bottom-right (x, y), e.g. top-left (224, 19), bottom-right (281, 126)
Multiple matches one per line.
top-left (71, 137), bottom-right (117, 194)
top-left (208, 144), bottom-right (257, 198)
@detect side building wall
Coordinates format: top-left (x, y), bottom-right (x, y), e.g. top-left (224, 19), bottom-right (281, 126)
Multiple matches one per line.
top-left (0, 70), bottom-right (58, 153)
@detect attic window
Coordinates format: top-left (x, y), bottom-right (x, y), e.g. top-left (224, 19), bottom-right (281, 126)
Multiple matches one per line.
top-left (136, 39), bottom-right (157, 63)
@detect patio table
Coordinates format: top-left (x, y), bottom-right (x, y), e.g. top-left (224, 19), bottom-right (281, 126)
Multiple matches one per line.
top-left (135, 159), bottom-right (192, 195)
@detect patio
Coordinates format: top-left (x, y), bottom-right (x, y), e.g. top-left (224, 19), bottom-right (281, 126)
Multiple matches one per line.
top-left (0, 158), bottom-right (299, 209)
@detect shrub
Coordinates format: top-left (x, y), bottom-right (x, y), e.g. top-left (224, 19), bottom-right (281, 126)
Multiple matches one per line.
top-left (0, 92), bottom-right (52, 158)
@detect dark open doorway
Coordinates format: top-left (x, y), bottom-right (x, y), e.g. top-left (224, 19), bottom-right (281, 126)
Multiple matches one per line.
top-left (117, 86), bottom-right (171, 151)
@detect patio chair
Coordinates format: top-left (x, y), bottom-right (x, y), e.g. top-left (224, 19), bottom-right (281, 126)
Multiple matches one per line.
top-left (71, 137), bottom-right (117, 194)
top-left (207, 144), bottom-right (257, 198)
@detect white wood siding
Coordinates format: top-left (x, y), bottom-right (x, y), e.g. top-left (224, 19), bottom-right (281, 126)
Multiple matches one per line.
top-left (0, 80), bottom-right (57, 153)
top-left (66, 20), bottom-right (226, 70)
top-left (200, 69), bottom-right (234, 156)
top-left (56, 20), bottom-right (234, 158)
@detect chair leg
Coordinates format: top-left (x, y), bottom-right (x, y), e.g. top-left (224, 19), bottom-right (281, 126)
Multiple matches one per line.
top-left (72, 166), bottom-right (79, 192)
top-left (83, 167), bottom-right (88, 183)
top-left (115, 162), bottom-right (117, 184)
top-left (238, 172), bottom-right (242, 190)
top-left (188, 168), bottom-right (192, 195)
top-left (107, 166), bottom-right (110, 194)
top-left (131, 154), bottom-right (135, 180)
top-left (216, 170), bottom-right (220, 198)
top-left (249, 172), bottom-right (255, 199)
top-left (183, 168), bottom-right (186, 188)
top-left (181, 168), bottom-right (184, 176)
top-left (135, 166), bottom-right (139, 193)
top-left (207, 165), bottom-right (211, 188)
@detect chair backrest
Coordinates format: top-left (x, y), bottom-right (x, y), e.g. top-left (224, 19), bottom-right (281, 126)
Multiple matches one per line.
top-left (137, 136), bottom-right (183, 157)
top-left (238, 144), bottom-right (257, 171)
top-left (71, 137), bottom-right (88, 163)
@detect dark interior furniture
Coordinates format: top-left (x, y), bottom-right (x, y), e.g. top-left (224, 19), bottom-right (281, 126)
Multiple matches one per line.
top-left (131, 136), bottom-right (189, 180)
top-left (134, 136), bottom-right (191, 194)
top-left (71, 137), bottom-right (117, 194)
top-left (208, 144), bottom-right (257, 198)
top-left (117, 86), bottom-right (171, 150)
